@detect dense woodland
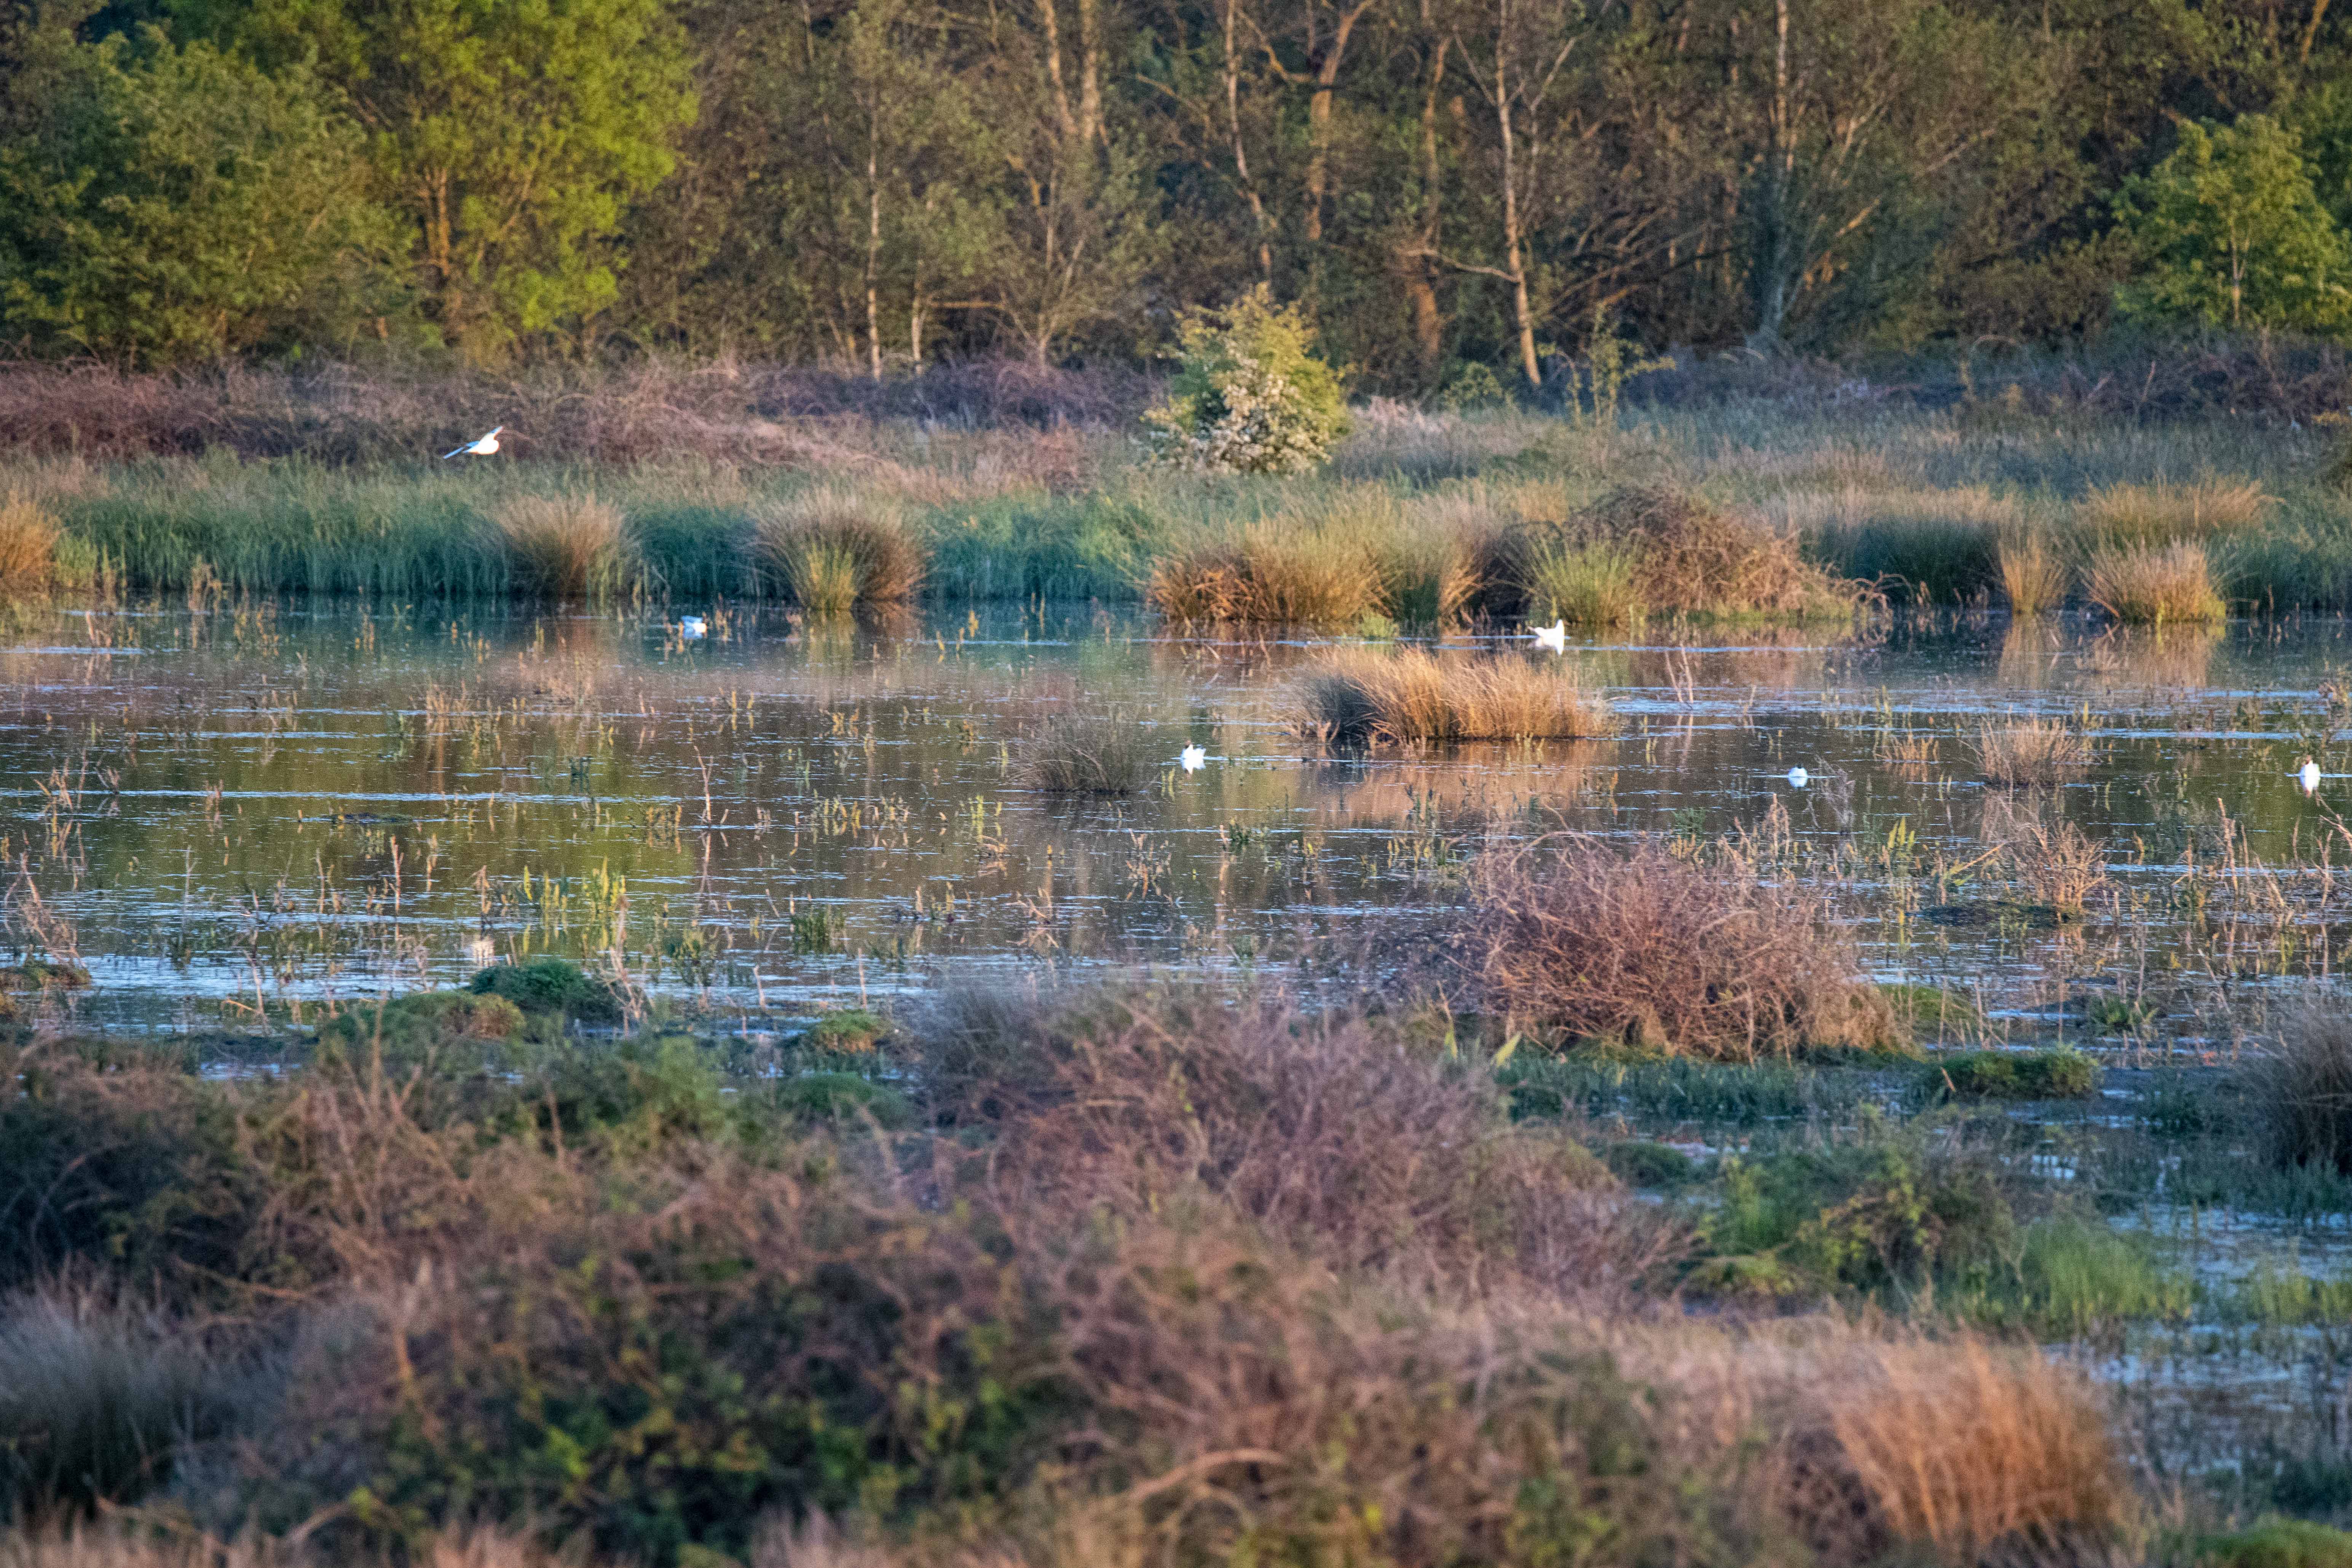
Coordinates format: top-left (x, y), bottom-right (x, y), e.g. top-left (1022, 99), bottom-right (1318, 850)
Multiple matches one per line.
top-left (10, 0), bottom-right (2352, 391)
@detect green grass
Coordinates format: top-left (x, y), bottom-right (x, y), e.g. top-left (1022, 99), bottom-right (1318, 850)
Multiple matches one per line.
top-left (1923, 1048), bottom-right (2098, 1101)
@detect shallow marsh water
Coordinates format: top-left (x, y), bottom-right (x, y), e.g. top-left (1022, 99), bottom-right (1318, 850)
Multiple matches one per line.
top-left (8, 601), bottom-right (2352, 1033)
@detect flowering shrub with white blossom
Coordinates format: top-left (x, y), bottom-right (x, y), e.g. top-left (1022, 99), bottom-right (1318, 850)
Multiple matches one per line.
top-left (1144, 285), bottom-right (1349, 475)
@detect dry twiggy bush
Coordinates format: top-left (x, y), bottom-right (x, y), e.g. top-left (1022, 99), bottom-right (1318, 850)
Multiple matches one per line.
top-left (1452, 839), bottom-right (1898, 1060)
top-left (1297, 648), bottom-right (1613, 743)
top-left (2247, 997), bottom-right (2352, 1174)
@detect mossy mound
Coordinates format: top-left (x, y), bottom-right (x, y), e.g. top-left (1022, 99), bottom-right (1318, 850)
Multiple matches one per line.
top-left (1925, 1048), bottom-right (2098, 1101)
top-left (319, 991), bottom-right (525, 1058)
top-left (0, 960), bottom-right (92, 991)
top-left (774, 1072), bottom-right (913, 1129)
top-left (799, 1008), bottom-right (891, 1054)
top-left (2200, 1521), bottom-right (2352, 1568)
top-left (469, 955), bottom-right (622, 1022)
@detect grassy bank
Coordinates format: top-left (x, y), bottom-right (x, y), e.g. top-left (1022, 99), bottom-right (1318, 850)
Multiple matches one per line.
top-left (6, 381), bottom-right (2352, 617)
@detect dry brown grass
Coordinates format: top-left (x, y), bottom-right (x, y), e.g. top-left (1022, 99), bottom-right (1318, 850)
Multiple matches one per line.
top-left (2082, 540), bottom-right (2227, 624)
top-left (1144, 524), bottom-right (1384, 625)
top-left (483, 493), bottom-right (635, 600)
top-left (1296, 648), bottom-right (1614, 743)
top-left (753, 487), bottom-right (927, 609)
top-left (0, 494), bottom-right (61, 595)
top-left (1454, 839), bottom-right (1900, 1060)
top-left (1021, 712), bottom-right (1160, 793)
top-left (2247, 997), bottom-right (2352, 1174)
top-left (0, 1526), bottom-right (564, 1568)
top-left (1982, 793), bottom-right (2108, 915)
top-left (2076, 476), bottom-right (2268, 546)
top-left (1969, 719), bottom-right (2093, 786)
top-left (1873, 732), bottom-right (1940, 769)
top-left (1996, 532), bottom-right (2067, 617)
top-left (1567, 485), bottom-right (1864, 619)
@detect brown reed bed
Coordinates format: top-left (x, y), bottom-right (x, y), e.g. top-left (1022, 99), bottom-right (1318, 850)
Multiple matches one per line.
top-left (1450, 838), bottom-right (1900, 1059)
top-left (1297, 648), bottom-right (1613, 744)
top-left (1969, 719), bottom-right (2094, 786)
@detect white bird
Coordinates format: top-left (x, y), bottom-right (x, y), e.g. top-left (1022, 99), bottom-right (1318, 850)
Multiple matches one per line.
top-left (679, 615), bottom-right (707, 640)
top-left (2299, 757), bottom-right (2323, 794)
top-left (441, 425), bottom-right (504, 459)
top-left (1786, 767), bottom-right (1809, 788)
top-left (1529, 619), bottom-right (1567, 652)
top-left (1179, 745), bottom-right (1207, 773)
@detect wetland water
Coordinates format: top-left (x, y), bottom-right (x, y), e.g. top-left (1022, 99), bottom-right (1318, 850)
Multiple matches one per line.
top-left (7, 600), bottom-right (2352, 1032)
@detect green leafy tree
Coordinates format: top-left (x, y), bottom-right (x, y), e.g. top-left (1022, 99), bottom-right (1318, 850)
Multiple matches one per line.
top-left (1145, 284), bottom-right (1349, 473)
top-left (2114, 114), bottom-right (2352, 335)
top-left (0, 21), bottom-right (393, 365)
top-left (186, 0), bottom-right (697, 359)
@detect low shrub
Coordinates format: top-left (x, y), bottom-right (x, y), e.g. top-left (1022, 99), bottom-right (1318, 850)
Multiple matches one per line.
top-left (1925, 1049), bottom-right (2099, 1100)
top-left (770, 1072), bottom-right (912, 1129)
top-left (753, 488), bottom-right (926, 609)
top-left (483, 494), bottom-right (635, 601)
top-left (1142, 284), bottom-right (1349, 474)
top-left (316, 992), bottom-right (526, 1062)
top-left (799, 1009), bottom-right (889, 1053)
top-left (2084, 540), bottom-right (2228, 624)
top-left (1969, 719), bottom-right (2092, 786)
top-left (1602, 1140), bottom-right (1701, 1188)
top-left (1023, 712), bottom-right (1158, 793)
top-left (1564, 485), bottom-right (1864, 620)
top-left (1454, 839), bottom-right (1899, 1061)
top-left (1297, 648), bottom-right (1613, 743)
top-left (468, 956), bottom-right (621, 1023)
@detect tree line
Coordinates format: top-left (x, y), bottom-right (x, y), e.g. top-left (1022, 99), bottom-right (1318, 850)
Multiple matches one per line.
top-left (6, 0), bottom-right (2352, 392)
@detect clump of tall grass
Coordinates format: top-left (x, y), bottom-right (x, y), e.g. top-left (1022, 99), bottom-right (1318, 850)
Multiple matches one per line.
top-left (1022, 712), bottom-right (1158, 793)
top-left (1521, 539), bottom-right (1644, 625)
top-left (1560, 485), bottom-right (1864, 619)
top-left (2083, 540), bottom-right (2227, 624)
top-left (0, 1289), bottom-right (229, 1521)
top-left (754, 488), bottom-right (926, 610)
top-left (2076, 476), bottom-right (2268, 546)
top-left (1969, 719), bottom-right (2092, 786)
top-left (482, 493), bottom-right (636, 601)
top-left (1774, 485), bottom-right (2014, 605)
top-left (1455, 839), bottom-right (1899, 1059)
top-left (1144, 523), bottom-right (1383, 625)
top-left (2247, 999), bottom-right (2352, 1174)
top-left (1297, 649), bottom-right (1613, 743)
top-left (1996, 531), bottom-right (2067, 616)
top-left (1982, 793), bottom-right (2108, 914)
top-left (0, 494), bottom-right (61, 596)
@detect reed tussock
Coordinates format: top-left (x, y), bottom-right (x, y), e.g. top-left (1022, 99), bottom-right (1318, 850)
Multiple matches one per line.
top-left (1773, 484), bottom-right (2016, 605)
top-left (1297, 648), bottom-right (1613, 743)
top-left (0, 495), bottom-right (61, 595)
top-left (1023, 712), bottom-right (1159, 792)
top-left (1454, 839), bottom-right (1899, 1059)
top-left (754, 488), bottom-right (926, 610)
top-left (483, 493), bottom-right (635, 600)
top-left (2076, 476), bottom-right (2268, 546)
top-left (1556, 486), bottom-right (1864, 619)
top-left (1144, 524), bottom-right (1383, 625)
top-left (1521, 539), bottom-right (1645, 624)
top-left (1982, 794), bottom-right (2108, 914)
top-left (1996, 531), bottom-right (2067, 616)
top-left (1969, 719), bottom-right (2092, 786)
top-left (2247, 998), bottom-right (2352, 1174)
top-left (2083, 540), bottom-right (2227, 624)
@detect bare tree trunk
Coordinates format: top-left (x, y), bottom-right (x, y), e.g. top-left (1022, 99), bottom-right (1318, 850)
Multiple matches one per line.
top-left (866, 118), bottom-right (884, 380)
top-left (1749, 0), bottom-right (1795, 348)
top-left (1302, 0), bottom-right (1378, 244)
top-left (1402, 26), bottom-right (1449, 378)
top-left (1223, 0), bottom-right (1273, 277)
top-left (1077, 0), bottom-right (1102, 144)
top-left (1494, 7), bottom-right (1540, 388)
top-left (1038, 0), bottom-right (1078, 142)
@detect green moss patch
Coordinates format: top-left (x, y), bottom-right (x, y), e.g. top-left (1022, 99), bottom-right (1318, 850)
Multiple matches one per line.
top-left (1924, 1048), bottom-right (2098, 1101)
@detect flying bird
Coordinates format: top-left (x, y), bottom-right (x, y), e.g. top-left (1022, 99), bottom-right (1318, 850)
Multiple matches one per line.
top-left (679, 615), bottom-right (707, 640)
top-left (441, 425), bottom-right (504, 459)
top-left (1179, 745), bottom-right (1207, 773)
top-left (1529, 619), bottom-right (1567, 652)
top-left (2300, 757), bottom-right (2323, 794)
